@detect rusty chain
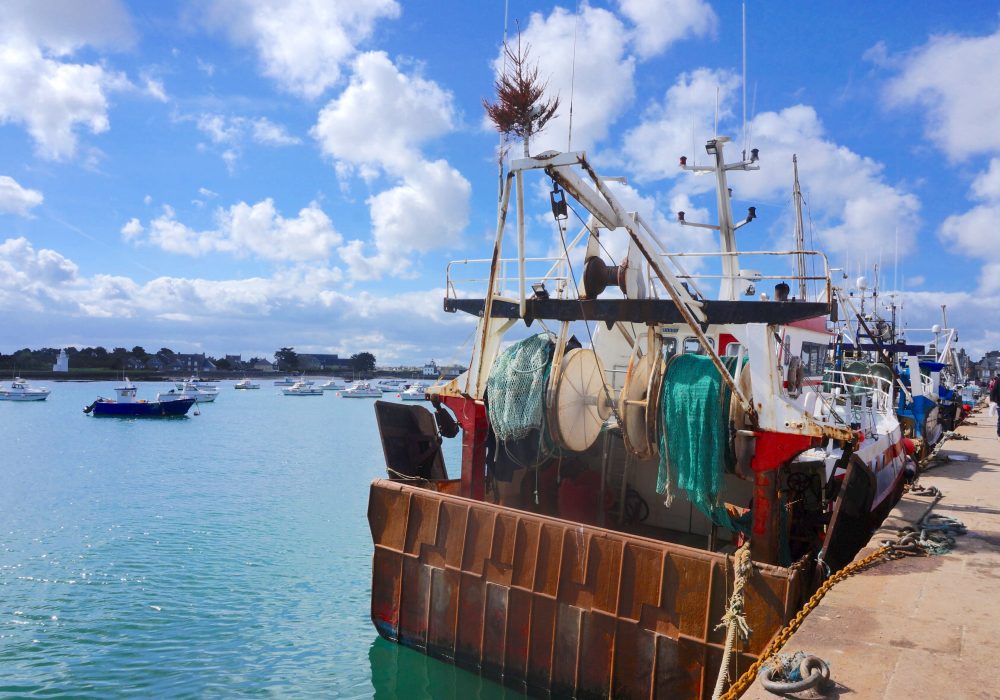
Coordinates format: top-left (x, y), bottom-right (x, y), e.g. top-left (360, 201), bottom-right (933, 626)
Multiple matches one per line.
top-left (718, 542), bottom-right (903, 700)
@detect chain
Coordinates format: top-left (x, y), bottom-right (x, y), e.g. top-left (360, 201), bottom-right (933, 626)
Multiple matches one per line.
top-left (718, 543), bottom-right (900, 700)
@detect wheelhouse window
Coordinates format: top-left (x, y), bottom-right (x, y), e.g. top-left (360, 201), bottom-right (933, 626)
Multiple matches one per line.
top-left (800, 341), bottom-right (826, 376)
top-left (682, 337), bottom-right (714, 355)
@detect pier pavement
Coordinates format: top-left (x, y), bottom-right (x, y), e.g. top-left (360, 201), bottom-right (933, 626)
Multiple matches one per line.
top-left (744, 410), bottom-right (1000, 699)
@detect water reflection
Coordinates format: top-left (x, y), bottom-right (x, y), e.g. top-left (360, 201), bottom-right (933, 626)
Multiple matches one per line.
top-left (368, 636), bottom-right (528, 699)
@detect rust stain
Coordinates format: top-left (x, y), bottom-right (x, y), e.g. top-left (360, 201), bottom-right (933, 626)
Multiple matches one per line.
top-left (369, 479), bottom-right (803, 699)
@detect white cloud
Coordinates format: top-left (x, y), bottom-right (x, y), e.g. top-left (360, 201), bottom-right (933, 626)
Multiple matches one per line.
top-left (884, 26), bottom-right (1000, 160)
top-left (0, 0), bottom-right (135, 55)
top-left (196, 57), bottom-right (215, 76)
top-left (193, 113), bottom-right (300, 168)
top-left (0, 37), bottom-right (129, 159)
top-left (0, 235), bottom-right (474, 364)
top-left (249, 117), bottom-right (300, 146)
top-left (130, 199), bottom-right (343, 262)
top-left (495, 6), bottom-right (635, 154)
top-left (120, 217), bottom-right (143, 241)
top-left (312, 51), bottom-right (469, 280)
top-left (203, 0), bottom-right (400, 99)
top-left (617, 0), bottom-right (717, 59)
top-left (341, 160), bottom-right (470, 279)
top-left (143, 75), bottom-right (167, 102)
top-left (971, 157), bottom-right (1000, 200)
top-left (198, 187), bottom-right (219, 199)
top-left (0, 237), bottom-right (78, 310)
top-left (898, 289), bottom-right (1000, 358)
top-left (0, 175), bottom-right (43, 216)
top-left (623, 67), bottom-right (740, 182)
top-left (312, 51), bottom-right (454, 173)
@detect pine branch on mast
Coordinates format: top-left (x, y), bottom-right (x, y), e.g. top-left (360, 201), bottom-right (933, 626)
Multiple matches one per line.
top-left (483, 34), bottom-right (560, 158)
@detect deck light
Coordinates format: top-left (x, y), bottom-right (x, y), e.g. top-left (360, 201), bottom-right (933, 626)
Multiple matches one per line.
top-left (679, 156), bottom-right (687, 166)
top-left (677, 211), bottom-right (686, 222)
top-left (747, 206), bottom-right (757, 221)
top-left (531, 282), bottom-right (549, 300)
top-left (750, 148), bottom-right (759, 162)
top-left (705, 140), bottom-right (718, 155)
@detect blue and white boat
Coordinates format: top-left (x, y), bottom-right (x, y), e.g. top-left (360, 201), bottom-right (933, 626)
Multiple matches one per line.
top-left (84, 379), bottom-right (195, 417)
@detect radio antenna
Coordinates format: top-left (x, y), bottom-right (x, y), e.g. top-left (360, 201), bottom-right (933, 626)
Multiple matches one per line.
top-left (742, 2), bottom-right (747, 155)
top-left (567, 1), bottom-right (580, 151)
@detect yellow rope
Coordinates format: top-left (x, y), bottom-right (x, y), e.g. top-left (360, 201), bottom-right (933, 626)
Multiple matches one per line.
top-left (718, 543), bottom-right (899, 700)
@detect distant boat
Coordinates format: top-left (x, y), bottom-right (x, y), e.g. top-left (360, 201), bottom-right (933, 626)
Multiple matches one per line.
top-left (234, 379), bottom-right (260, 390)
top-left (84, 379), bottom-right (195, 417)
top-left (0, 377), bottom-right (50, 401)
top-left (283, 380), bottom-right (323, 396)
top-left (372, 378), bottom-right (407, 393)
top-left (274, 375), bottom-right (313, 386)
top-left (166, 381), bottom-right (218, 403)
top-left (400, 384), bottom-right (427, 401)
top-left (318, 378), bottom-right (348, 391)
top-left (174, 377), bottom-right (218, 391)
top-left (341, 382), bottom-right (382, 398)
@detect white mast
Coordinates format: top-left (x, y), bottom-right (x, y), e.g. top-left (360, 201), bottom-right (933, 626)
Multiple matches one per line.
top-left (792, 154), bottom-right (807, 300)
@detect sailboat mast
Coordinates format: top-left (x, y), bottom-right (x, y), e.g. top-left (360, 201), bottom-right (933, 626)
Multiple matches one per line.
top-left (792, 154), bottom-right (808, 299)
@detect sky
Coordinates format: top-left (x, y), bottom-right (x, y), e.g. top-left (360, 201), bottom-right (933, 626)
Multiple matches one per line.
top-left (2, 0), bottom-right (1000, 366)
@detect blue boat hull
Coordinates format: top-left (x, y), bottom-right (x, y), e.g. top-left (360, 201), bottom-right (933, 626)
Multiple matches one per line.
top-left (89, 398), bottom-right (196, 417)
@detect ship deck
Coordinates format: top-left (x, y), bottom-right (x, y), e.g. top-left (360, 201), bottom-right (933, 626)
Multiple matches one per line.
top-left (744, 408), bottom-right (1000, 698)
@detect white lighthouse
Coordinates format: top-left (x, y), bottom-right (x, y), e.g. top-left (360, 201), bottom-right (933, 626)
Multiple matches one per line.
top-left (52, 349), bottom-right (69, 373)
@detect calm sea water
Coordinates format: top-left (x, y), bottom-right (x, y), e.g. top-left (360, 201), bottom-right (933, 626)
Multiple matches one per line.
top-left (0, 380), bottom-right (525, 698)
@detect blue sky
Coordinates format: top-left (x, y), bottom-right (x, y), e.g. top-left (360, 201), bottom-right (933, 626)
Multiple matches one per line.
top-left (2, 0), bottom-right (999, 365)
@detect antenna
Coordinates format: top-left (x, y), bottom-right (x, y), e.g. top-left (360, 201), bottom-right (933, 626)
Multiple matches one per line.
top-left (742, 1), bottom-right (747, 155)
top-left (715, 86), bottom-right (720, 137)
top-left (567, 1), bottom-right (580, 151)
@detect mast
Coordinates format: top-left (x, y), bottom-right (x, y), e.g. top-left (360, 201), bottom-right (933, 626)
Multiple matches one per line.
top-left (680, 137), bottom-right (758, 300)
top-left (792, 154), bottom-right (808, 300)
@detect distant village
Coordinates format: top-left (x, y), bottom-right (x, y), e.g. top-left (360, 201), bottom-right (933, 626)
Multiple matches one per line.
top-left (4, 343), bottom-right (997, 384)
top-left (0, 346), bottom-right (466, 380)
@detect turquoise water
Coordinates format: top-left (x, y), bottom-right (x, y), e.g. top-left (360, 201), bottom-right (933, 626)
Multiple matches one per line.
top-left (0, 381), bottom-right (524, 698)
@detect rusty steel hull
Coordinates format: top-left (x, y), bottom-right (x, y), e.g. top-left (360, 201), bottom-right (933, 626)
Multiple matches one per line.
top-left (368, 479), bottom-right (806, 698)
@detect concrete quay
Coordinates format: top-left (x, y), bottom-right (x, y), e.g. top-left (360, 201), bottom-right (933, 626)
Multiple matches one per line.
top-left (744, 411), bottom-right (1000, 700)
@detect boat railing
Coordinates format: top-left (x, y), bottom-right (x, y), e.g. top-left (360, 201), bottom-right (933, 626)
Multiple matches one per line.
top-left (652, 249), bottom-right (832, 302)
top-left (445, 250), bottom-right (831, 304)
top-left (446, 256), bottom-right (574, 301)
top-left (804, 369), bottom-right (894, 434)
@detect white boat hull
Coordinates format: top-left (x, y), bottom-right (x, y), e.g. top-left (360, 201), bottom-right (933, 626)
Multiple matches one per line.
top-left (0, 392), bottom-right (49, 401)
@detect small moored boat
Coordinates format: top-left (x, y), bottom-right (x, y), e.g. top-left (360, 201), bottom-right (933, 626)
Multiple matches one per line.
top-left (84, 379), bottom-right (195, 417)
top-left (399, 383), bottom-right (427, 401)
top-left (342, 382), bottom-right (382, 398)
top-left (0, 377), bottom-right (51, 401)
top-left (283, 380), bottom-right (323, 396)
top-left (235, 379), bottom-right (260, 390)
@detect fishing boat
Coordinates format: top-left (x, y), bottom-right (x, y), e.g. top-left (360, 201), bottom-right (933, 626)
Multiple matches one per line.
top-left (341, 382), bottom-right (382, 398)
top-left (367, 133), bottom-right (910, 698)
top-left (282, 380), bottom-right (323, 396)
top-left (235, 378), bottom-right (260, 390)
top-left (0, 377), bottom-right (50, 401)
top-left (84, 379), bottom-right (195, 417)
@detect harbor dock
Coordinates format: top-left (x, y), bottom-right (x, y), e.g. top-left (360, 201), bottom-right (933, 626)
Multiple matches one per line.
top-left (744, 411), bottom-right (1000, 699)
